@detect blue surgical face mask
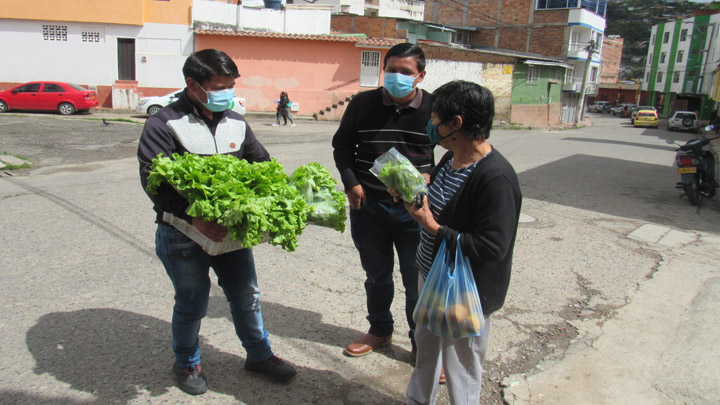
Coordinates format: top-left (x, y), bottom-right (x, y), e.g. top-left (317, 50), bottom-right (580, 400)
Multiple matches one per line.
top-left (195, 82), bottom-right (235, 112)
top-left (426, 119), bottom-right (456, 145)
top-left (384, 72), bottom-right (419, 99)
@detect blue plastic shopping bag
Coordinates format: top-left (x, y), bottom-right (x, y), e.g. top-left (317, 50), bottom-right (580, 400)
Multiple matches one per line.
top-left (413, 235), bottom-right (484, 339)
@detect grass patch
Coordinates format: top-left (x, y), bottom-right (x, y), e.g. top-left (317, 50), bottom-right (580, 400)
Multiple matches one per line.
top-left (0, 152), bottom-right (32, 170)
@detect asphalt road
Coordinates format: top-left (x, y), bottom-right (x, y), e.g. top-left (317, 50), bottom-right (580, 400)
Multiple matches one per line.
top-left (1, 110), bottom-right (719, 404)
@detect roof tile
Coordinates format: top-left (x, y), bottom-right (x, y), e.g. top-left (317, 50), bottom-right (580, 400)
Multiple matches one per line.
top-left (193, 28), bottom-right (404, 47)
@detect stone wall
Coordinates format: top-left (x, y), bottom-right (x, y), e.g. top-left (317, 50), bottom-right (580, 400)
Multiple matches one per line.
top-left (419, 44), bottom-right (514, 122)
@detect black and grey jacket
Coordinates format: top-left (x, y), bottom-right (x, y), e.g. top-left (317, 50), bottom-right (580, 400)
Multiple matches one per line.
top-left (137, 89), bottom-right (270, 225)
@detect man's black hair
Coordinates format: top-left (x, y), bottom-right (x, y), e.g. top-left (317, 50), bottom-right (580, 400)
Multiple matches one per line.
top-left (383, 43), bottom-right (426, 72)
top-left (182, 49), bottom-right (240, 84)
top-left (432, 80), bottom-right (495, 140)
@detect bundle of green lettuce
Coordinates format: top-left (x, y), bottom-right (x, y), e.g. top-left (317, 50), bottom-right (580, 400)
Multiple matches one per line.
top-left (146, 153), bottom-right (308, 252)
top-left (289, 162), bottom-right (347, 233)
top-left (370, 147), bottom-right (427, 202)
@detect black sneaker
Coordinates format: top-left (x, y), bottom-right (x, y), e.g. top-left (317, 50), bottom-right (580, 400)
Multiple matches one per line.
top-left (173, 363), bottom-right (208, 395)
top-left (244, 355), bottom-right (297, 382)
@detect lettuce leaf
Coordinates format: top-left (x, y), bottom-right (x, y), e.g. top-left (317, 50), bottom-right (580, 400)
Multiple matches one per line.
top-left (147, 153), bottom-right (308, 252)
top-left (288, 162), bottom-right (347, 233)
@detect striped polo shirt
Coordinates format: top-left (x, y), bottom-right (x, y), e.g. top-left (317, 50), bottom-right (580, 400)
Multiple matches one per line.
top-left (417, 154), bottom-right (488, 278)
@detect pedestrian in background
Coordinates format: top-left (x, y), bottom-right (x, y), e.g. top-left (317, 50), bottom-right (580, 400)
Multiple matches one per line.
top-left (273, 91), bottom-right (295, 127)
top-left (398, 80), bottom-right (522, 404)
top-left (332, 43), bottom-right (434, 360)
top-left (137, 49), bottom-right (297, 396)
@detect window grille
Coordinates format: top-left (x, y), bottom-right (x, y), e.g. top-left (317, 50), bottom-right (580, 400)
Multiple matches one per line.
top-left (42, 25), bottom-right (67, 41)
top-left (82, 31), bottom-right (101, 42)
top-left (527, 66), bottom-right (538, 84)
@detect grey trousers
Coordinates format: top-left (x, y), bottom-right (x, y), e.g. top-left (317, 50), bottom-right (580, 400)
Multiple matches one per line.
top-left (406, 277), bottom-right (492, 405)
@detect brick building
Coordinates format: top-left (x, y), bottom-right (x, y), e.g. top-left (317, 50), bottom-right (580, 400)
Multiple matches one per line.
top-left (423, 0), bottom-right (609, 124)
top-left (331, 15), bottom-right (399, 38)
top-left (600, 35), bottom-right (623, 84)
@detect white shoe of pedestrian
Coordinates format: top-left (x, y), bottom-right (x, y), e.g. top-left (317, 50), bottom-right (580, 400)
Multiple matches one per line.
top-left (291, 123), bottom-right (296, 127)
top-left (272, 123), bottom-right (278, 127)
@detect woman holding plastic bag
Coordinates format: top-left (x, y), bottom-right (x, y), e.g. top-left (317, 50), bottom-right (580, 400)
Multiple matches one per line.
top-left (390, 80), bottom-right (522, 404)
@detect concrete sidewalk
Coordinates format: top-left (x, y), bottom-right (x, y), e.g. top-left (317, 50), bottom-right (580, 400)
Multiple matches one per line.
top-left (503, 228), bottom-right (720, 404)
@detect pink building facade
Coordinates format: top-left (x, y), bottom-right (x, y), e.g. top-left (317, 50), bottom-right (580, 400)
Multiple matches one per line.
top-left (195, 30), bottom-right (403, 118)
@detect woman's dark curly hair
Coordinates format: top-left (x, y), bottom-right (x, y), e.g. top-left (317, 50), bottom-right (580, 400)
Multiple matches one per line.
top-left (432, 80), bottom-right (495, 141)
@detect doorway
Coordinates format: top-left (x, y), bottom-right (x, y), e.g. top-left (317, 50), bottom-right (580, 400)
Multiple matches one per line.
top-left (117, 38), bottom-right (136, 81)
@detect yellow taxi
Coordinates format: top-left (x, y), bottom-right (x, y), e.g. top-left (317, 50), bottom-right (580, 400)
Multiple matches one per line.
top-left (633, 109), bottom-right (659, 128)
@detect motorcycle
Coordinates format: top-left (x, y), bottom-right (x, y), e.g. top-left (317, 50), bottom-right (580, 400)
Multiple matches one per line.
top-left (670, 125), bottom-right (719, 206)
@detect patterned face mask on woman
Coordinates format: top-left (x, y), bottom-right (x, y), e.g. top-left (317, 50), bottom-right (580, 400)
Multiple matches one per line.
top-left (384, 72), bottom-right (419, 99)
top-left (195, 82), bottom-right (235, 112)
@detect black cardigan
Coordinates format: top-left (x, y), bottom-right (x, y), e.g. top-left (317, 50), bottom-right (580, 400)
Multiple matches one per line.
top-left (431, 149), bottom-right (522, 315)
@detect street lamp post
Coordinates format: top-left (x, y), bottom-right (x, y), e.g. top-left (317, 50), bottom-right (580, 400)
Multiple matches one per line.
top-left (576, 40), bottom-right (598, 125)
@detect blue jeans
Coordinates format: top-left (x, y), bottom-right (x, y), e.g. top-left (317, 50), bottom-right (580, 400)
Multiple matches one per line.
top-left (155, 223), bottom-right (273, 367)
top-left (350, 201), bottom-right (420, 346)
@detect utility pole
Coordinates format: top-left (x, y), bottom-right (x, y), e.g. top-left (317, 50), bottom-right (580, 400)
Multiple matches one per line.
top-left (576, 39), bottom-right (598, 125)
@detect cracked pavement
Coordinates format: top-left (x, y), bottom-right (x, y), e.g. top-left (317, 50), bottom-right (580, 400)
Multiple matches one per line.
top-left (1, 112), bottom-right (719, 403)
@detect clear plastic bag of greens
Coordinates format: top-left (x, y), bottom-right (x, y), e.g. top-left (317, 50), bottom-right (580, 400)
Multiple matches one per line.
top-left (370, 147), bottom-right (427, 202)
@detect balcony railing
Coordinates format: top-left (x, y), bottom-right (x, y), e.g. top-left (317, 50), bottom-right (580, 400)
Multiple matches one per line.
top-left (562, 82), bottom-right (598, 94)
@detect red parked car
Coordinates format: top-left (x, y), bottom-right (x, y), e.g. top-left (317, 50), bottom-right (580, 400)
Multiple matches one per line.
top-left (0, 81), bottom-right (99, 115)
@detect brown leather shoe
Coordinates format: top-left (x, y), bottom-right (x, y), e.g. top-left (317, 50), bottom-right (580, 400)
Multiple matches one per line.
top-left (344, 333), bottom-right (392, 357)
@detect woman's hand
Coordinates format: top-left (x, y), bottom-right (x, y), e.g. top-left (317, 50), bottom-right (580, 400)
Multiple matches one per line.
top-left (403, 195), bottom-right (441, 235)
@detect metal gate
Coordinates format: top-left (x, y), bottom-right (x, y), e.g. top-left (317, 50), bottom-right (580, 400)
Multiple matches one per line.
top-left (117, 38), bottom-right (135, 81)
top-left (360, 51), bottom-right (380, 87)
top-left (562, 93), bottom-right (578, 124)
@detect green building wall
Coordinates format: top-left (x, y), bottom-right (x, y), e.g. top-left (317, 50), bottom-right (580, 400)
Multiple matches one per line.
top-left (647, 16), bottom-right (714, 119)
top-left (511, 63), bottom-right (563, 105)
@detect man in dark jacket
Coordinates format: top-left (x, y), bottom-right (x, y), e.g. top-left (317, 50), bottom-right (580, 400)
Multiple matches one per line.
top-left (332, 43), bottom-right (434, 358)
top-left (137, 49), bottom-right (296, 396)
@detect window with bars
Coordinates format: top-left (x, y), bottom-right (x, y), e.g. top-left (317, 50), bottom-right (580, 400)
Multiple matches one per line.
top-left (673, 72), bottom-right (681, 83)
top-left (527, 66), bottom-right (538, 85)
top-left (565, 67), bottom-right (575, 84)
top-left (42, 25), bottom-right (67, 41)
top-left (360, 51), bottom-right (381, 87)
top-left (82, 31), bottom-right (101, 42)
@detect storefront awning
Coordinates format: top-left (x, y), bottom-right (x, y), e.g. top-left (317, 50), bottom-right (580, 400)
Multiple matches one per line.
top-left (524, 59), bottom-right (573, 69)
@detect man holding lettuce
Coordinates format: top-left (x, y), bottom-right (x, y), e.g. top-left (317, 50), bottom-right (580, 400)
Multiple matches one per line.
top-left (332, 43), bottom-right (435, 359)
top-left (137, 49), bottom-right (296, 396)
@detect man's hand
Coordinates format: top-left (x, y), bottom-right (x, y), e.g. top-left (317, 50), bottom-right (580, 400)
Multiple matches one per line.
top-left (388, 188), bottom-right (402, 203)
top-left (192, 217), bottom-right (229, 242)
top-left (347, 184), bottom-right (366, 210)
